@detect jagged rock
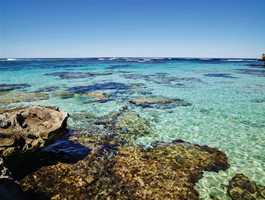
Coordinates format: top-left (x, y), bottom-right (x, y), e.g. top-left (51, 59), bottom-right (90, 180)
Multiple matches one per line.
top-left (0, 93), bottom-right (49, 104)
top-left (228, 174), bottom-right (265, 200)
top-left (0, 106), bottom-right (68, 157)
top-left (19, 137), bottom-right (229, 200)
top-left (129, 96), bottom-right (191, 108)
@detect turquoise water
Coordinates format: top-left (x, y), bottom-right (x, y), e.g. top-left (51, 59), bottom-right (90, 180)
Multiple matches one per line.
top-left (1, 58), bottom-right (265, 199)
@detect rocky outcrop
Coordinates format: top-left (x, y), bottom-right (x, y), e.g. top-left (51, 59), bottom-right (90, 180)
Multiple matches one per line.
top-left (129, 96), bottom-right (191, 108)
top-left (0, 106), bottom-right (68, 157)
top-left (228, 174), bottom-right (265, 200)
top-left (19, 137), bottom-right (229, 200)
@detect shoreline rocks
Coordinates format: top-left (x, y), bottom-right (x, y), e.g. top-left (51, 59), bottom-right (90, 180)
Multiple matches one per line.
top-left (19, 137), bottom-right (229, 200)
top-left (0, 106), bottom-right (68, 157)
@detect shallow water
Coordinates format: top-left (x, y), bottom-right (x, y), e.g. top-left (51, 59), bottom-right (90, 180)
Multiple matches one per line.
top-left (1, 57), bottom-right (265, 199)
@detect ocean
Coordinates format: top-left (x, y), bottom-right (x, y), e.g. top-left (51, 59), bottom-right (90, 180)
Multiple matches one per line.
top-left (0, 57), bottom-right (265, 199)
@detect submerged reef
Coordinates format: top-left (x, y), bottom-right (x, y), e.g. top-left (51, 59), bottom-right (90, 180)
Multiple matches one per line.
top-left (204, 73), bottom-right (237, 79)
top-left (95, 106), bottom-right (152, 140)
top-left (19, 136), bottom-right (229, 200)
top-left (45, 71), bottom-right (112, 79)
top-left (235, 69), bottom-right (265, 77)
top-left (67, 82), bottom-right (130, 93)
top-left (121, 72), bottom-right (204, 87)
top-left (0, 83), bottom-right (31, 92)
top-left (0, 92), bottom-right (49, 104)
top-left (129, 96), bottom-right (192, 108)
top-left (228, 174), bottom-right (265, 200)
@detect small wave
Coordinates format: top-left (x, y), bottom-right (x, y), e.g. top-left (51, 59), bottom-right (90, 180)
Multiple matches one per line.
top-left (7, 58), bottom-right (17, 61)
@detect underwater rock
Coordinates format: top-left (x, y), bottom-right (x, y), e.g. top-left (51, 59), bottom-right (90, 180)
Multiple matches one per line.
top-left (68, 82), bottom-right (130, 93)
top-left (95, 106), bottom-right (152, 139)
top-left (52, 91), bottom-right (75, 99)
top-left (204, 73), bottom-right (237, 79)
top-left (121, 73), bottom-right (203, 87)
top-left (34, 86), bottom-right (59, 93)
top-left (0, 92), bottom-right (49, 104)
top-left (0, 106), bottom-right (68, 157)
top-left (0, 84), bottom-right (31, 92)
top-left (69, 112), bottom-right (97, 130)
top-left (45, 71), bottom-right (112, 79)
top-left (235, 69), bottom-right (265, 77)
top-left (228, 174), bottom-right (265, 200)
top-left (20, 134), bottom-right (120, 200)
top-left (20, 138), bottom-right (229, 200)
top-left (82, 91), bottom-right (109, 102)
top-left (129, 96), bottom-right (191, 108)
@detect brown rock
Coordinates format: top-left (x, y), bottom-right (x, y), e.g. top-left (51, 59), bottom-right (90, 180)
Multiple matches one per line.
top-left (20, 137), bottom-right (229, 200)
top-left (83, 91), bottom-right (109, 102)
top-left (129, 96), bottom-right (191, 108)
top-left (0, 106), bottom-right (68, 157)
top-left (228, 173), bottom-right (265, 200)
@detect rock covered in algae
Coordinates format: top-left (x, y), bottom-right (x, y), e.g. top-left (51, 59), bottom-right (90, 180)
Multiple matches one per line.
top-left (82, 91), bottom-right (109, 102)
top-left (129, 96), bottom-right (191, 108)
top-left (0, 106), bottom-right (68, 157)
top-left (95, 106), bottom-right (152, 139)
top-left (20, 138), bottom-right (229, 200)
top-left (0, 92), bottom-right (49, 104)
top-left (228, 174), bottom-right (265, 200)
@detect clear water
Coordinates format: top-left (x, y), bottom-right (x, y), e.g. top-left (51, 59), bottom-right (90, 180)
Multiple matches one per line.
top-left (1, 58), bottom-right (265, 199)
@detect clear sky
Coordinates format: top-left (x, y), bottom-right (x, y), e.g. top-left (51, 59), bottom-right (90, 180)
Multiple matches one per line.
top-left (0, 0), bottom-right (265, 58)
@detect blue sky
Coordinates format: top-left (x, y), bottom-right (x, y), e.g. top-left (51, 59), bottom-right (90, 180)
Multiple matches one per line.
top-left (1, 0), bottom-right (265, 58)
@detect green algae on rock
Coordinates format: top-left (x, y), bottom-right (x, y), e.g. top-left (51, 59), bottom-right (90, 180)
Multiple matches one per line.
top-left (20, 137), bottom-right (229, 200)
top-left (95, 106), bottom-right (152, 140)
top-left (228, 174), bottom-right (265, 200)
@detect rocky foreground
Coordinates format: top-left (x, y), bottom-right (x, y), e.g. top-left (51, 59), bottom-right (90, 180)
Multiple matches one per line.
top-left (0, 106), bottom-right (264, 200)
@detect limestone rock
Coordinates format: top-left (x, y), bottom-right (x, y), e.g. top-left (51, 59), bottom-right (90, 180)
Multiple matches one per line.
top-left (0, 106), bottom-right (68, 157)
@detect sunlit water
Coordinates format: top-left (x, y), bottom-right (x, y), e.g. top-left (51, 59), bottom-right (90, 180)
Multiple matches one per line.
top-left (1, 58), bottom-right (265, 199)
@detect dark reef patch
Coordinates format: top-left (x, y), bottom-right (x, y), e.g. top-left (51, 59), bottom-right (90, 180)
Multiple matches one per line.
top-left (121, 73), bottom-right (204, 87)
top-left (0, 84), bottom-right (31, 92)
top-left (107, 64), bottom-right (132, 70)
top-left (235, 69), bottom-right (265, 77)
top-left (45, 71), bottom-right (112, 79)
top-left (34, 86), bottom-right (60, 93)
top-left (67, 82), bottom-right (130, 93)
top-left (204, 73), bottom-right (237, 79)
